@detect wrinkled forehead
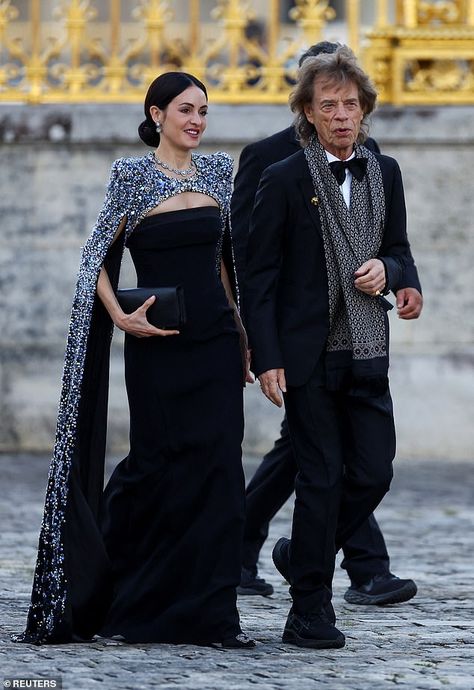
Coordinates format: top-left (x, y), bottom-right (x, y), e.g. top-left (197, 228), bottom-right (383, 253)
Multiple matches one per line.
top-left (312, 76), bottom-right (360, 102)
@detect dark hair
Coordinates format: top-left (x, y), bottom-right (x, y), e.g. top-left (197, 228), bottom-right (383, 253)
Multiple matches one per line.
top-left (138, 72), bottom-right (208, 147)
top-left (290, 46), bottom-right (378, 146)
top-left (298, 41), bottom-right (340, 67)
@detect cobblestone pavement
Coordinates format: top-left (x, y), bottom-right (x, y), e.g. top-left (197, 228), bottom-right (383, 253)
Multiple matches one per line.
top-left (1, 454), bottom-right (473, 690)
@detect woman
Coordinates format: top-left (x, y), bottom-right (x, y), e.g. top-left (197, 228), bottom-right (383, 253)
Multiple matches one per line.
top-left (15, 72), bottom-right (255, 648)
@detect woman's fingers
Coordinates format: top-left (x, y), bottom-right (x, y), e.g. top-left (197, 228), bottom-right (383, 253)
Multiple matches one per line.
top-left (245, 349), bottom-right (255, 384)
top-left (130, 327), bottom-right (180, 338)
top-left (155, 328), bottom-right (180, 336)
top-left (140, 295), bottom-right (156, 310)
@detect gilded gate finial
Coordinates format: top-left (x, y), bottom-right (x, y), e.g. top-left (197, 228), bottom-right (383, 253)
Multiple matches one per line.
top-left (289, 0), bottom-right (336, 42)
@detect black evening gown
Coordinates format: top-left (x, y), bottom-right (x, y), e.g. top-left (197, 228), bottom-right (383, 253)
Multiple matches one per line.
top-left (99, 206), bottom-right (245, 644)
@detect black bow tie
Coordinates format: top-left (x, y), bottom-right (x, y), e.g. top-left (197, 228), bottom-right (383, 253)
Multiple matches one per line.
top-left (329, 157), bottom-right (368, 185)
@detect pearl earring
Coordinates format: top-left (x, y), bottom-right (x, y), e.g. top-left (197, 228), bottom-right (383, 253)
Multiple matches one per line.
top-left (155, 121), bottom-right (162, 134)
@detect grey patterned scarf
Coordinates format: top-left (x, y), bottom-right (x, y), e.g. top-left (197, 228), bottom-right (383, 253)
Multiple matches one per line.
top-left (304, 134), bottom-right (389, 391)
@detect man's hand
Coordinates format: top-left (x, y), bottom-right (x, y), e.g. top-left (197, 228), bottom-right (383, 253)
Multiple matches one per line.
top-left (396, 288), bottom-right (423, 320)
top-left (258, 368), bottom-right (287, 407)
top-left (354, 258), bottom-right (386, 296)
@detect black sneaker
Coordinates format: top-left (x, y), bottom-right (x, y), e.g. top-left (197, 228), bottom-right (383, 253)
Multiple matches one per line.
top-left (237, 567), bottom-right (274, 597)
top-left (344, 573), bottom-right (418, 606)
top-left (272, 537), bottom-right (291, 583)
top-left (282, 607), bottom-right (345, 649)
top-left (272, 538), bottom-right (336, 624)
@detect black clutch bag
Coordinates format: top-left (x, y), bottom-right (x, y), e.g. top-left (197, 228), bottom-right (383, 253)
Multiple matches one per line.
top-left (116, 286), bottom-right (186, 329)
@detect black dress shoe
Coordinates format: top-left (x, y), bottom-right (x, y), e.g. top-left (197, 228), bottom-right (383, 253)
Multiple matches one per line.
top-left (272, 537), bottom-right (291, 583)
top-left (237, 567), bottom-right (274, 597)
top-left (282, 607), bottom-right (345, 649)
top-left (344, 573), bottom-right (418, 606)
top-left (218, 632), bottom-right (257, 649)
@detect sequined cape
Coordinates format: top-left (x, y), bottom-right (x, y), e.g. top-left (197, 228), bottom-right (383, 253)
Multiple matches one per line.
top-left (15, 151), bottom-right (238, 645)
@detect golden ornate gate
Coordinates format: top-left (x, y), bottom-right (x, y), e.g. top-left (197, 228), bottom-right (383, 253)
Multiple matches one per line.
top-left (0, 0), bottom-right (473, 104)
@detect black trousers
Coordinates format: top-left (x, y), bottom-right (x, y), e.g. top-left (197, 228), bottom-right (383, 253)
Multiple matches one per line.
top-left (281, 369), bottom-right (395, 613)
top-left (243, 417), bottom-right (391, 586)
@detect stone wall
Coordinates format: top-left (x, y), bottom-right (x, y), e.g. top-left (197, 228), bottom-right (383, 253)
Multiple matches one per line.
top-left (1, 103), bottom-right (473, 459)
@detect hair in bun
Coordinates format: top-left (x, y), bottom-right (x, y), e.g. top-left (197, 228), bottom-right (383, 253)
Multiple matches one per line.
top-left (138, 72), bottom-right (208, 147)
top-left (138, 119), bottom-right (160, 147)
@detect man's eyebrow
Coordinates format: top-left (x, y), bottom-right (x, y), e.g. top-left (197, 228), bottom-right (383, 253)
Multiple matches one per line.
top-left (319, 97), bottom-right (359, 105)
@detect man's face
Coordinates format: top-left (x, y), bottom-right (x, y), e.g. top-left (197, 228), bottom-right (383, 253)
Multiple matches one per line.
top-left (304, 78), bottom-right (364, 160)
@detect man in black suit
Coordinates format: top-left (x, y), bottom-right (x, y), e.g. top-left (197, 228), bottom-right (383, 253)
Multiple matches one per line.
top-left (244, 46), bottom-right (419, 648)
top-left (232, 43), bottom-right (422, 607)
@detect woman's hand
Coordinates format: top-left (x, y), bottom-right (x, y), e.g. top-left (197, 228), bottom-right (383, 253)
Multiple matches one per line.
top-left (237, 322), bottom-right (255, 384)
top-left (115, 296), bottom-right (180, 338)
top-left (244, 347), bottom-right (254, 384)
top-left (218, 259), bottom-right (253, 383)
top-left (97, 267), bottom-right (178, 338)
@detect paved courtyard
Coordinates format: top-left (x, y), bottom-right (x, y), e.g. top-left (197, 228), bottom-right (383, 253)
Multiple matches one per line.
top-left (1, 453), bottom-right (473, 690)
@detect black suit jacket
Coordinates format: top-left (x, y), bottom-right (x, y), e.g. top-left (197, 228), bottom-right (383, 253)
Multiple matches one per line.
top-left (231, 126), bottom-right (421, 293)
top-left (244, 149), bottom-right (413, 387)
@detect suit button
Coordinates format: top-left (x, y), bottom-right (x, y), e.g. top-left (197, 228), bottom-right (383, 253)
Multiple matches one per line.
top-left (311, 196), bottom-right (319, 206)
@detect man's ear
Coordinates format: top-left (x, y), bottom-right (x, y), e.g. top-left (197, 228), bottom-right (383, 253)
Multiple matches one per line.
top-left (304, 103), bottom-right (314, 124)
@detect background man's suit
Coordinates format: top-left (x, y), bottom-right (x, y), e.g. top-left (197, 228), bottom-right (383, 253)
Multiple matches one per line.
top-left (231, 126), bottom-right (422, 589)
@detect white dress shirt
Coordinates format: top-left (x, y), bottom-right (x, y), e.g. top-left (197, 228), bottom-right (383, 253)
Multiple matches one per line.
top-left (325, 149), bottom-right (355, 208)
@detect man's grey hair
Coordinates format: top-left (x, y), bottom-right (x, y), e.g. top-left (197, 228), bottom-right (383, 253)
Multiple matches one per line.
top-left (289, 46), bottom-right (378, 147)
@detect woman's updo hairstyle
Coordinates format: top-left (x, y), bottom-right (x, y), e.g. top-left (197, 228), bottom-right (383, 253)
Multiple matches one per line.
top-left (138, 71), bottom-right (208, 147)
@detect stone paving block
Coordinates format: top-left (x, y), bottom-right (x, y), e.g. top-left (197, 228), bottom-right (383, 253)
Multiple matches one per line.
top-left (1, 455), bottom-right (473, 690)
